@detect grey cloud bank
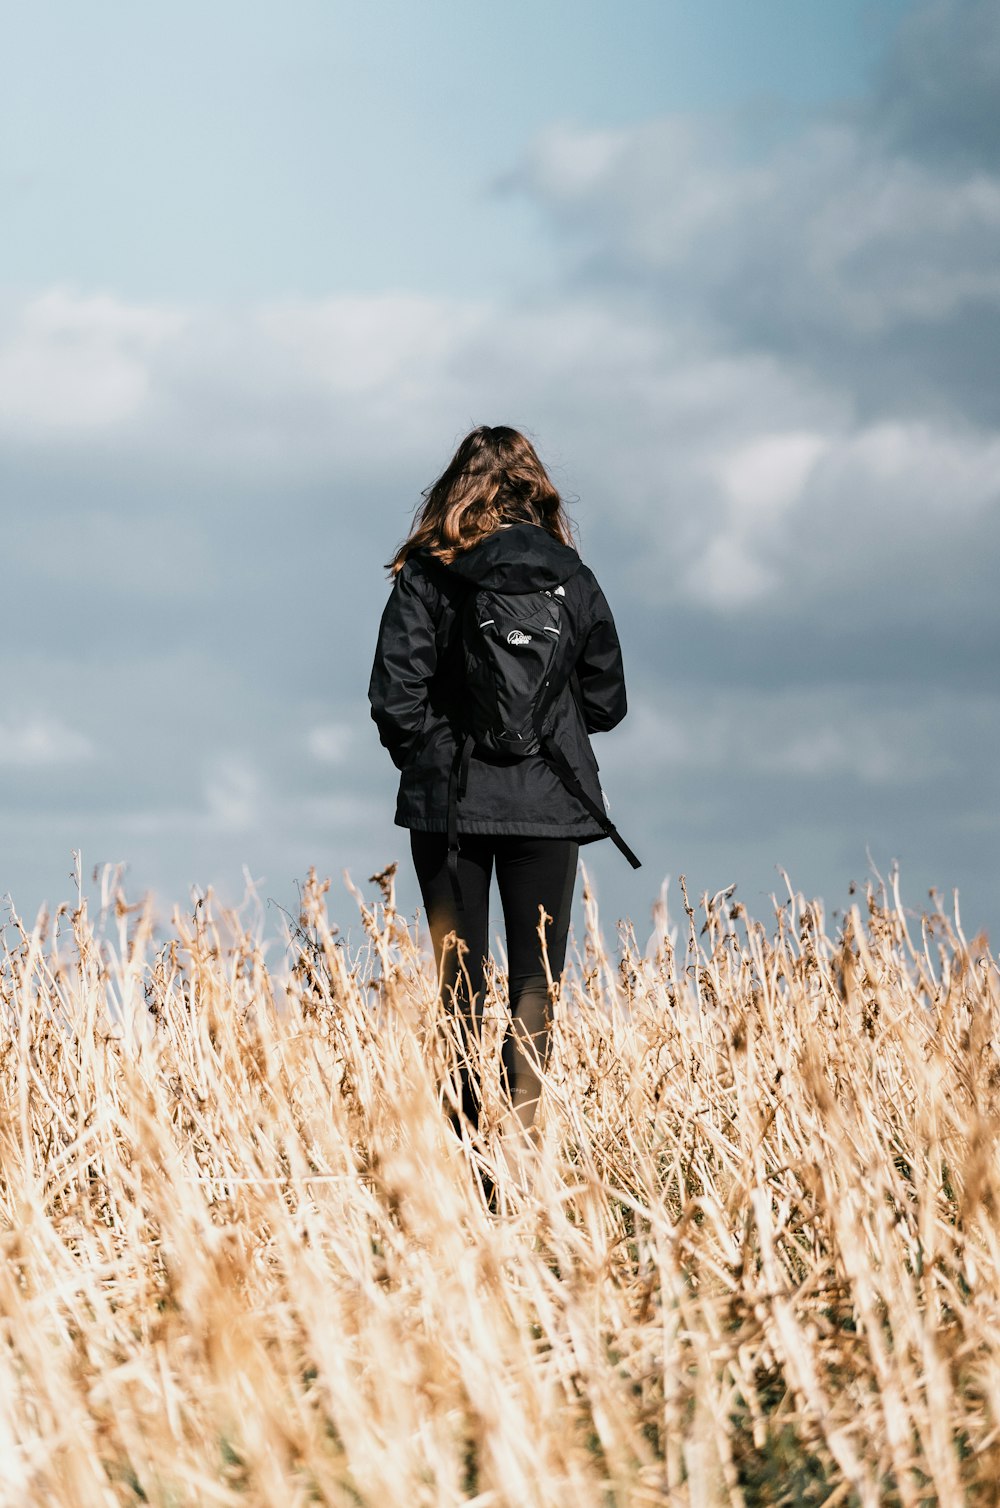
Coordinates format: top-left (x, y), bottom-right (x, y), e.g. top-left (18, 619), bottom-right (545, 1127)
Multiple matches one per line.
top-left (3, 0), bottom-right (997, 940)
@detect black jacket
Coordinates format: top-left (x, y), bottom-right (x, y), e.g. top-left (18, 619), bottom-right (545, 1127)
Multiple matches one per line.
top-left (368, 522), bottom-right (628, 840)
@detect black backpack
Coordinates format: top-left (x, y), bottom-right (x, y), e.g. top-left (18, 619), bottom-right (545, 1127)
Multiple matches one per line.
top-left (446, 582), bottom-right (641, 903)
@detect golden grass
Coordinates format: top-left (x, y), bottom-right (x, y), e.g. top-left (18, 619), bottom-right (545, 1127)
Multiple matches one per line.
top-left (0, 859), bottom-right (997, 1506)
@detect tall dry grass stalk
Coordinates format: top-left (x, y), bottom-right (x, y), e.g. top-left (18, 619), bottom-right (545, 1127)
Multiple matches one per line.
top-left (0, 859), bottom-right (997, 1505)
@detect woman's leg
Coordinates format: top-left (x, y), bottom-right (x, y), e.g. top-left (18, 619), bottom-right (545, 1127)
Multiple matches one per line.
top-left (409, 830), bottom-right (494, 1127)
top-left (493, 837), bottom-right (579, 1129)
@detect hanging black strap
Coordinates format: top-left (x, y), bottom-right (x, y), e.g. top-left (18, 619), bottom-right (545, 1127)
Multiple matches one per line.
top-left (532, 665), bottom-right (642, 870)
top-left (538, 733), bottom-right (642, 870)
top-left (446, 731), bottom-right (476, 909)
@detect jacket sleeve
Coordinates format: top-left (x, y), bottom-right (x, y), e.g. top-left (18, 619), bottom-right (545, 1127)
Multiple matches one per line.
top-left (368, 564), bottom-right (439, 770)
top-left (573, 574), bottom-right (628, 733)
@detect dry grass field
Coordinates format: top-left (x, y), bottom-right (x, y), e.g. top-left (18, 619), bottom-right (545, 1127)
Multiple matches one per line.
top-left (0, 859), bottom-right (997, 1507)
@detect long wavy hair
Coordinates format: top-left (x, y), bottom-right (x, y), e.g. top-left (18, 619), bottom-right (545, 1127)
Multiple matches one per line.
top-left (388, 425), bottom-right (575, 574)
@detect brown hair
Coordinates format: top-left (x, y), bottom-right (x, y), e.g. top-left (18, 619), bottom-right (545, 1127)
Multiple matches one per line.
top-left (388, 425), bottom-right (575, 574)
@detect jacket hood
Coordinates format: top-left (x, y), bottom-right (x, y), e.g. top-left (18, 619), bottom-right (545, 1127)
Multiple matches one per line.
top-left (428, 522), bottom-right (582, 593)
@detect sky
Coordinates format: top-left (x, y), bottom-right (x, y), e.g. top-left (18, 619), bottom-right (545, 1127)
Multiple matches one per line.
top-left (2, 0), bottom-right (998, 950)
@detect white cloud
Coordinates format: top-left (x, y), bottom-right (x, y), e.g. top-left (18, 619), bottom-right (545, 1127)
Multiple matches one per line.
top-left (2, 278), bottom-right (997, 626)
top-left (257, 294), bottom-right (486, 396)
top-left (203, 756), bottom-right (260, 835)
top-left (512, 122), bottom-right (632, 202)
top-left (118, 755), bottom-right (262, 837)
top-left (0, 287), bottom-right (185, 435)
top-left (0, 717), bottom-right (94, 767)
top-left (685, 430), bottom-right (830, 608)
top-left (681, 416), bottom-right (1000, 611)
top-left (717, 432), bottom-right (830, 526)
top-left (307, 723), bottom-right (354, 764)
top-left (692, 534), bottom-right (777, 610)
top-left (516, 116), bottom-right (1000, 343)
top-left (834, 421), bottom-right (1000, 516)
top-left (24, 287), bottom-right (184, 345)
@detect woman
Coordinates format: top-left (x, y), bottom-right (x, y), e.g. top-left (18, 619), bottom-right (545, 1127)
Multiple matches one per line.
top-left (368, 425), bottom-right (635, 1142)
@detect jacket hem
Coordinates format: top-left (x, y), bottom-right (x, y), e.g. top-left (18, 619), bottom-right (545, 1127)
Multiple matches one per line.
top-left (396, 815), bottom-right (607, 840)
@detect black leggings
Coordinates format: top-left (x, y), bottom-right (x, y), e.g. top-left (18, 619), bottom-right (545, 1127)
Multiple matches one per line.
top-left (410, 831), bottom-right (579, 1126)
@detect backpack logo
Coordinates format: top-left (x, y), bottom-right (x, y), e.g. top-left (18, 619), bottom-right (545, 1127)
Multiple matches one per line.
top-left (507, 629), bottom-right (532, 646)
